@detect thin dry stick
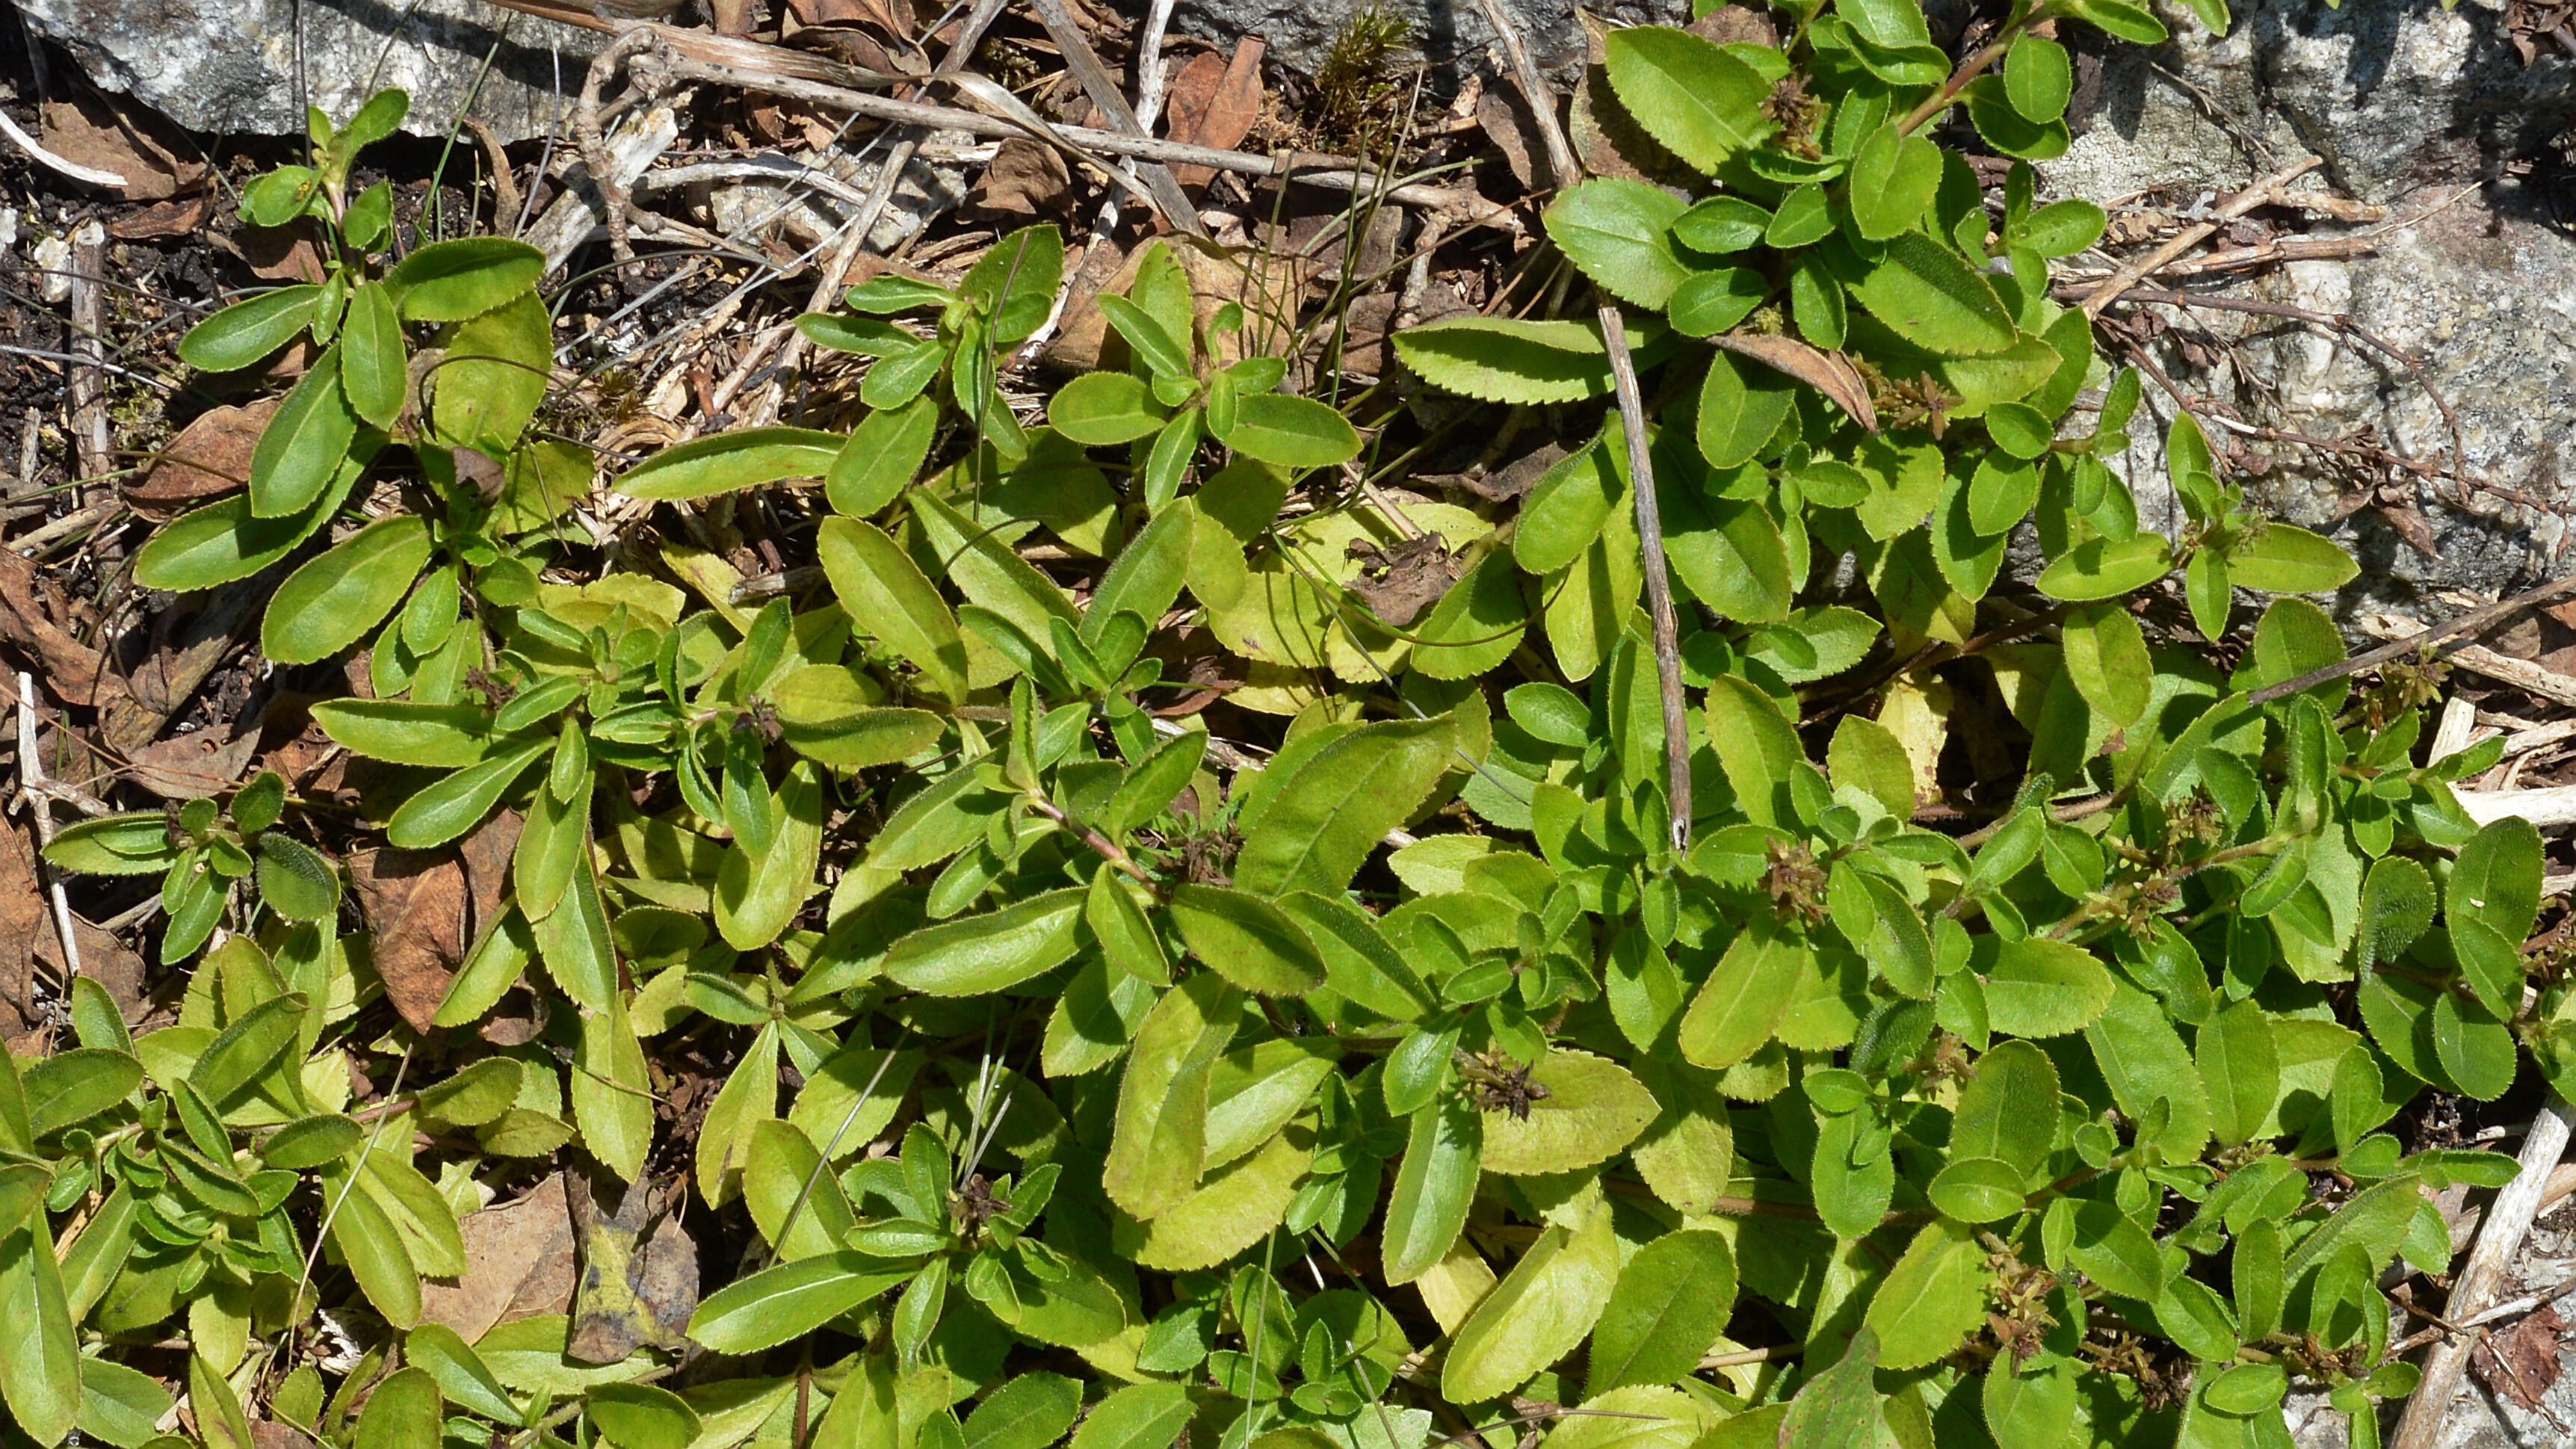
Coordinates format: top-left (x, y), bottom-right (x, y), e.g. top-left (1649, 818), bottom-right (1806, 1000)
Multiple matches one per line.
top-left (15, 671), bottom-right (82, 989)
top-left (2245, 573), bottom-right (2576, 705)
top-left (68, 220), bottom-right (109, 495)
top-left (1081, 0), bottom-right (1182, 252)
top-left (1463, 0), bottom-right (1690, 848)
top-left (738, 0), bottom-right (1011, 425)
top-left (652, 55), bottom-right (1513, 224)
top-left (1465, 0), bottom-right (1577, 188)
top-left (2393, 1096), bottom-right (2576, 1449)
top-left (2095, 285), bottom-right (2468, 493)
top-left (1024, 0), bottom-right (1206, 236)
top-left (1603, 309), bottom-right (1693, 851)
top-left (2077, 156), bottom-right (2321, 316)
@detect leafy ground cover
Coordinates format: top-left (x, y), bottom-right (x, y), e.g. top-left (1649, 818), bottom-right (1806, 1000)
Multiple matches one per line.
top-left (4, 1), bottom-right (2566, 1448)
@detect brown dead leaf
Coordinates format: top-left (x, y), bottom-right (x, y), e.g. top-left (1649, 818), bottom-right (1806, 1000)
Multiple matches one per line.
top-left (232, 226), bottom-right (327, 285)
top-left (460, 810), bottom-right (521, 937)
top-left (1689, 4), bottom-right (1780, 46)
top-left (2474, 1303), bottom-right (2565, 1411)
top-left (247, 1423), bottom-right (309, 1449)
top-left (0, 552), bottom-right (123, 710)
top-left (1477, 85), bottom-right (1542, 192)
top-left (1712, 333), bottom-right (1880, 432)
top-left (787, 0), bottom-right (912, 34)
top-left (481, 993), bottom-right (548, 1047)
top-left (348, 847), bottom-right (469, 1033)
top-left (785, 19), bottom-right (906, 74)
top-left (347, 809), bottom-right (519, 1034)
top-left (7, 818), bottom-right (149, 1052)
top-left (2379, 503), bottom-right (2441, 561)
top-left (39, 90), bottom-right (206, 202)
top-left (421, 1173), bottom-right (580, 1341)
top-left (967, 140), bottom-right (1074, 221)
top-left (1165, 40), bottom-right (1264, 192)
top-left (1568, 16), bottom-right (1700, 192)
top-left (128, 401), bottom-right (274, 519)
top-left (111, 195), bottom-right (209, 241)
top-left (0, 824), bottom-right (48, 1051)
top-left (40, 916), bottom-right (148, 1034)
top-left (1346, 534), bottom-right (1460, 628)
top-left (1421, 440), bottom-right (1573, 504)
top-left (126, 724), bottom-right (261, 800)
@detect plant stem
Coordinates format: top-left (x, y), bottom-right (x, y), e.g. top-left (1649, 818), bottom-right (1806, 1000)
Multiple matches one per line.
top-left (1897, 6), bottom-right (2044, 136)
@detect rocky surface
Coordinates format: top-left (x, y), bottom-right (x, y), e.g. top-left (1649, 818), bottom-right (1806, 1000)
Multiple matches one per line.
top-left (2036, 0), bottom-right (2576, 614)
top-left (1174, 0), bottom-right (1682, 77)
top-left (14, 0), bottom-right (599, 143)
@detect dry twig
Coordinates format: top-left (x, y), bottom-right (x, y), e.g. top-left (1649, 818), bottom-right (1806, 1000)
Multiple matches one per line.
top-left (2078, 157), bottom-right (2322, 316)
top-left (68, 221), bottom-right (109, 495)
top-left (13, 671), bottom-right (81, 987)
top-left (2394, 1096), bottom-right (2576, 1449)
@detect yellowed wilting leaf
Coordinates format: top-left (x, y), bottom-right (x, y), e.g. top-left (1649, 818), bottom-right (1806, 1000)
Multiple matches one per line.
top-left (1412, 1239), bottom-right (1499, 1336)
top-left (567, 1177), bottom-right (696, 1364)
top-left (1714, 333), bottom-right (1879, 433)
top-left (1876, 677), bottom-right (1953, 807)
top-left (421, 1173), bottom-right (579, 1341)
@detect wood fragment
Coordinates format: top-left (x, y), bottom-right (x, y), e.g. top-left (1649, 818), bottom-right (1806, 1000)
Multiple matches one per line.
top-left (2078, 156), bottom-right (2322, 316)
top-left (67, 220), bottom-right (108, 495)
top-left (1024, 0), bottom-right (1205, 236)
top-left (2430, 694), bottom-right (2478, 764)
top-left (652, 52), bottom-right (1519, 231)
top-left (13, 671), bottom-right (81, 989)
top-left (2393, 1096), bottom-right (2575, 1449)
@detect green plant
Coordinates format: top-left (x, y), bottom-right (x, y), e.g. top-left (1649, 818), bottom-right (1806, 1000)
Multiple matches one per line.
top-left (10, 4), bottom-right (2554, 1449)
top-left (144, 88), bottom-right (563, 682)
top-left (44, 771), bottom-right (340, 963)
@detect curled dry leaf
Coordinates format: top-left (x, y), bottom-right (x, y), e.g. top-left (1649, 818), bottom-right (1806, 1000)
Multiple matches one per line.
top-left (967, 140), bottom-right (1074, 221)
top-left (1712, 332), bottom-right (1880, 433)
top-left (2474, 1302), bottom-right (2567, 1412)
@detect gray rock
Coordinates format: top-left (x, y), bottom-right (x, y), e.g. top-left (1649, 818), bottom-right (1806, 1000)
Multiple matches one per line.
top-left (2037, 0), bottom-right (2576, 616)
top-left (1172, 0), bottom-right (1681, 78)
top-left (16, 0), bottom-right (600, 144)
